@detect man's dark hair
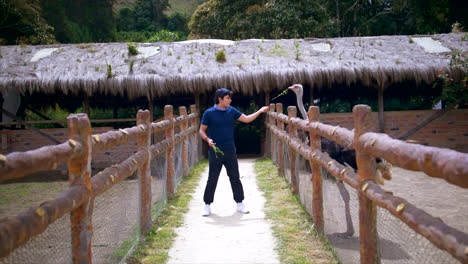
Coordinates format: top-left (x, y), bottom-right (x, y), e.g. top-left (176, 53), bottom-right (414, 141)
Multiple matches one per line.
top-left (214, 88), bottom-right (233, 104)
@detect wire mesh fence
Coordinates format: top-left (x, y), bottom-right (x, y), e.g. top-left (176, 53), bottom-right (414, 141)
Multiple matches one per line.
top-left (0, 106), bottom-right (201, 264)
top-left (0, 214), bottom-right (72, 264)
top-left (268, 109), bottom-right (467, 264)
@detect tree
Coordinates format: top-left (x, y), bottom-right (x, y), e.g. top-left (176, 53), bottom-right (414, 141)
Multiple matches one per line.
top-left (134, 0), bottom-right (170, 32)
top-left (39, 0), bottom-right (116, 43)
top-left (0, 0), bottom-right (55, 44)
top-left (189, 0), bottom-right (333, 39)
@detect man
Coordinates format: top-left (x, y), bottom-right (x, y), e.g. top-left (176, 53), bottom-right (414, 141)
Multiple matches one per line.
top-left (199, 88), bottom-right (269, 216)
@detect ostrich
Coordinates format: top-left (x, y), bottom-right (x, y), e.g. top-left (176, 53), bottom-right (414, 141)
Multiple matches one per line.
top-left (287, 83), bottom-right (392, 237)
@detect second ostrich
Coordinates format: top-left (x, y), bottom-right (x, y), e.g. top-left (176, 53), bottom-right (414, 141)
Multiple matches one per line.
top-left (287, 83), bottom-right (392, 237)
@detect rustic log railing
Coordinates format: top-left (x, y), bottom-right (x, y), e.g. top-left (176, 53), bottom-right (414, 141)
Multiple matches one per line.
top-left (266, 103), bottom-right (468, 264)
top-left (0, 105), bottom-right (200, 263)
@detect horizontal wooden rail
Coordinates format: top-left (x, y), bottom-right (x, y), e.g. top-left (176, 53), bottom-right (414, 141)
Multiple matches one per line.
top-left (92, 126), bottom-right (196, 198)
top-left (268, 106), bottom-right (468, 263)
top-left (269, 112), bottom-right (354, 149)
top-left (267, 123), bottom-right (359, 189)
top-left (151, 119), bottom-right (172, 132)
top-left (0, 118), bottom-right (138, 126)
top-left (0, 104), bottom-right (200, 263)
top-left (91, 124), bottom-right (148, 152)
top-left (358, 132), bottom-right (468, 188)
top-left (363, 181), bottom-right (468, 263)
top-left (92, 149), bottom-right (148, 197)
top-left (0, 140), bottom-right (84, 183)
top-left (0, 184), bottom-right (89, 257)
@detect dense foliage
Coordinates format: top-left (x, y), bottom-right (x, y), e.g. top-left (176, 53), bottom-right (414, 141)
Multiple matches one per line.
top-left (189, 0), bottom-right (333, 39)
top-left (189, 0), bottom-right (468, 39)
top-left (0, 0), bottom-right (55, 44)
top-left (1, 0), bottom-right (466, 44)
top-left (0, 0), bottom-right (189, 44)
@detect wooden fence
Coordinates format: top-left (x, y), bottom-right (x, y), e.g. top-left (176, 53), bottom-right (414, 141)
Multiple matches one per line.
top-left (0, 104), bottom-right (199, 263)
top-left (267, 103), bottom-right (468, 264)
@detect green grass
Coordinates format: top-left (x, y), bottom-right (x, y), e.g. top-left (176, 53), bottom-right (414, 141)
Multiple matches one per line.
top-left (255, 158), bottom-right (340, 264)
top-left (126, 159), bottom-right (207, 264)
top-left (165, 0), bottom-right (203, 16)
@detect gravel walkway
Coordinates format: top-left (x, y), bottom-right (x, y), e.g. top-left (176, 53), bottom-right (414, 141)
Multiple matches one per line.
top-left (167, 158), bottom-right (280, 264)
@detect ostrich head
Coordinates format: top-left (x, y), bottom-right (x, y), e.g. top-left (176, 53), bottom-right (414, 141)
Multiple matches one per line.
top-left (288, 84), bottom-right (304, 98)
top-left (288, 84), bottom-right (308, 120)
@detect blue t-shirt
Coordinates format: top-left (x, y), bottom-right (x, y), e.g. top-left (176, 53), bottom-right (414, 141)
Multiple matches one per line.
top-left (201, 106), bottom-right (243, 150)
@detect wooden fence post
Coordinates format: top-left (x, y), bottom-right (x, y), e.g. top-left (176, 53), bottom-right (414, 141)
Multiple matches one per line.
top-left (308, 106), bottom-right (324, 234)
top-left (190, 105), bottom-right (198, 164)
top-left (67, 113), bottom-right (93, 264)
top-left (164, 105), bottom-right (175, 199)
top-left (287, 106), bottom-right (298, 194)
top-left (276, 103), bottom-right (284, 176)
top-left (179, 106), bottom-right (188, 177)
top-left (269, 103), bottom-right (275, 159)
top-left (353, 105), bottom-right (379, 264)
top-left (137, 110), bottom-right (152, 235)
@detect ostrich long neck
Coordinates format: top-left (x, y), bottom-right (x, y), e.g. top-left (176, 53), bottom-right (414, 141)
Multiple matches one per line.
top-left (296, 91), bottom-right (309, 121)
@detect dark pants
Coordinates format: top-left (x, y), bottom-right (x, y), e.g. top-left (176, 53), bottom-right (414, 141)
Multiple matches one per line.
top-left (203, 147), bottom-right (244, 204)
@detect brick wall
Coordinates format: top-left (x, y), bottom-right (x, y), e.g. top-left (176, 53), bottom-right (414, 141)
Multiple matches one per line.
top-left (1, 109), bottom-right (467, 171)
top-left (319, 109), bottom-right (468, 153)
top-left (0, 127), bottom-right (138, 171)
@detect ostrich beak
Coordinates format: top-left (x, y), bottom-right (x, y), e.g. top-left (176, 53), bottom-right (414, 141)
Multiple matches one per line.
top-left (288, 86), bottom-right (295, 90)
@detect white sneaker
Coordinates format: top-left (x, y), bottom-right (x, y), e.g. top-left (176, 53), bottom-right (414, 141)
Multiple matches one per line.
top-left (236, 202), bottom-right (250, 214)
top-left (202, 204), bottom-right (211, 217)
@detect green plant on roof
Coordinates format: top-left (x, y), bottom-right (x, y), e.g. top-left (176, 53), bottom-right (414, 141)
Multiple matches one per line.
top-left (77, 58), bottom-right (81, 62)
top-left (127, 43), bottom-right (138, 56)
top-left (216, 50), bottom-right (226, 62)
top-left (190, 57), bottom-right (193, 64)
top-left (188, 50), bottom-right (194, 55)
top-left (258, 44), bottom-right (263, 51)
top-left (378, 41), bottom-right (382, 46)
top-left (168, 51), bottom-right (173, 56)
top-left (149, 30), bottom-right (181, 42)
top-left (95, 66), bottom-right (100, 72)
top-left (212, 146), bottom-right (224, 158)
top-left (106, 64), bottom-right (112, 78)
top-left (271, 88), bottom-right (289, 101)
top-left (129, 60), bottom-right (135, 73)
top-left (177, 55), bottom-right (181, 59)
top-left (395, 58), bottom-right (400, 64)
top-left (23, 61), bottom-right (27, 66)
top-left (372, 54), bottom-right (376, 59)
top-left (409, 37), bottom-right (414, 43)
top-left (461, 34), bottom-right (467, 41)
top-left (338, 53), bottom-right (342, 60)
top-left (294, 41), bottom-right (301, 60)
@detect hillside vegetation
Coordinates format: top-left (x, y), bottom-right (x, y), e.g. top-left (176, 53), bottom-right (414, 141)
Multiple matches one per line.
top-left (0, 0), bottom-right (466, 44)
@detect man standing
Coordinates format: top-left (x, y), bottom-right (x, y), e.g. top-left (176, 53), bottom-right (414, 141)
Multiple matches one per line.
top-left (199, 88), bottom-right (269, 216)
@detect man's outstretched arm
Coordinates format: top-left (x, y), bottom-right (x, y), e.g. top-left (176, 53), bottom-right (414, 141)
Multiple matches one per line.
top-left (238, 106), bottom-right (269, 123)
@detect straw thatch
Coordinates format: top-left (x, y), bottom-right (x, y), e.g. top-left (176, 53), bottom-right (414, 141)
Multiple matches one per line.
top-left (0, 33), bottom-right (466, 99)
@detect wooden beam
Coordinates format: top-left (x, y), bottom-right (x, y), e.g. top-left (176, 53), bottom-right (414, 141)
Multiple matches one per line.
top-left (83, 95), bottom-right (90, 117)
top-left (353, 105), bottom-right (379, 264)
top-left (378, 87), bottom-right (385, 133)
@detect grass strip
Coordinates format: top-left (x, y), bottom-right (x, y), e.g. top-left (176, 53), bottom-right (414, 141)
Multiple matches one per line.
top-left (126, 159), bottom-right (208, 264)
top-left (255, 158), bottom-right (340, 264)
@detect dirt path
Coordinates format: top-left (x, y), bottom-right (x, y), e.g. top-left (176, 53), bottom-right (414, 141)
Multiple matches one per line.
top-left (167, 158), bottom-right (280, 264)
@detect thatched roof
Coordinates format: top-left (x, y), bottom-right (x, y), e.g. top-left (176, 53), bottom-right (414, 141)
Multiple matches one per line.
top-left (0, 33), bottom-right (466, 98)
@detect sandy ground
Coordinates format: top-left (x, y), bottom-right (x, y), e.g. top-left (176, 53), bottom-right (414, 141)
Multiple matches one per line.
top-left (290, 155), bottom-right (468, 264)
top-left (167, 158), bottom-right (280, 264)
